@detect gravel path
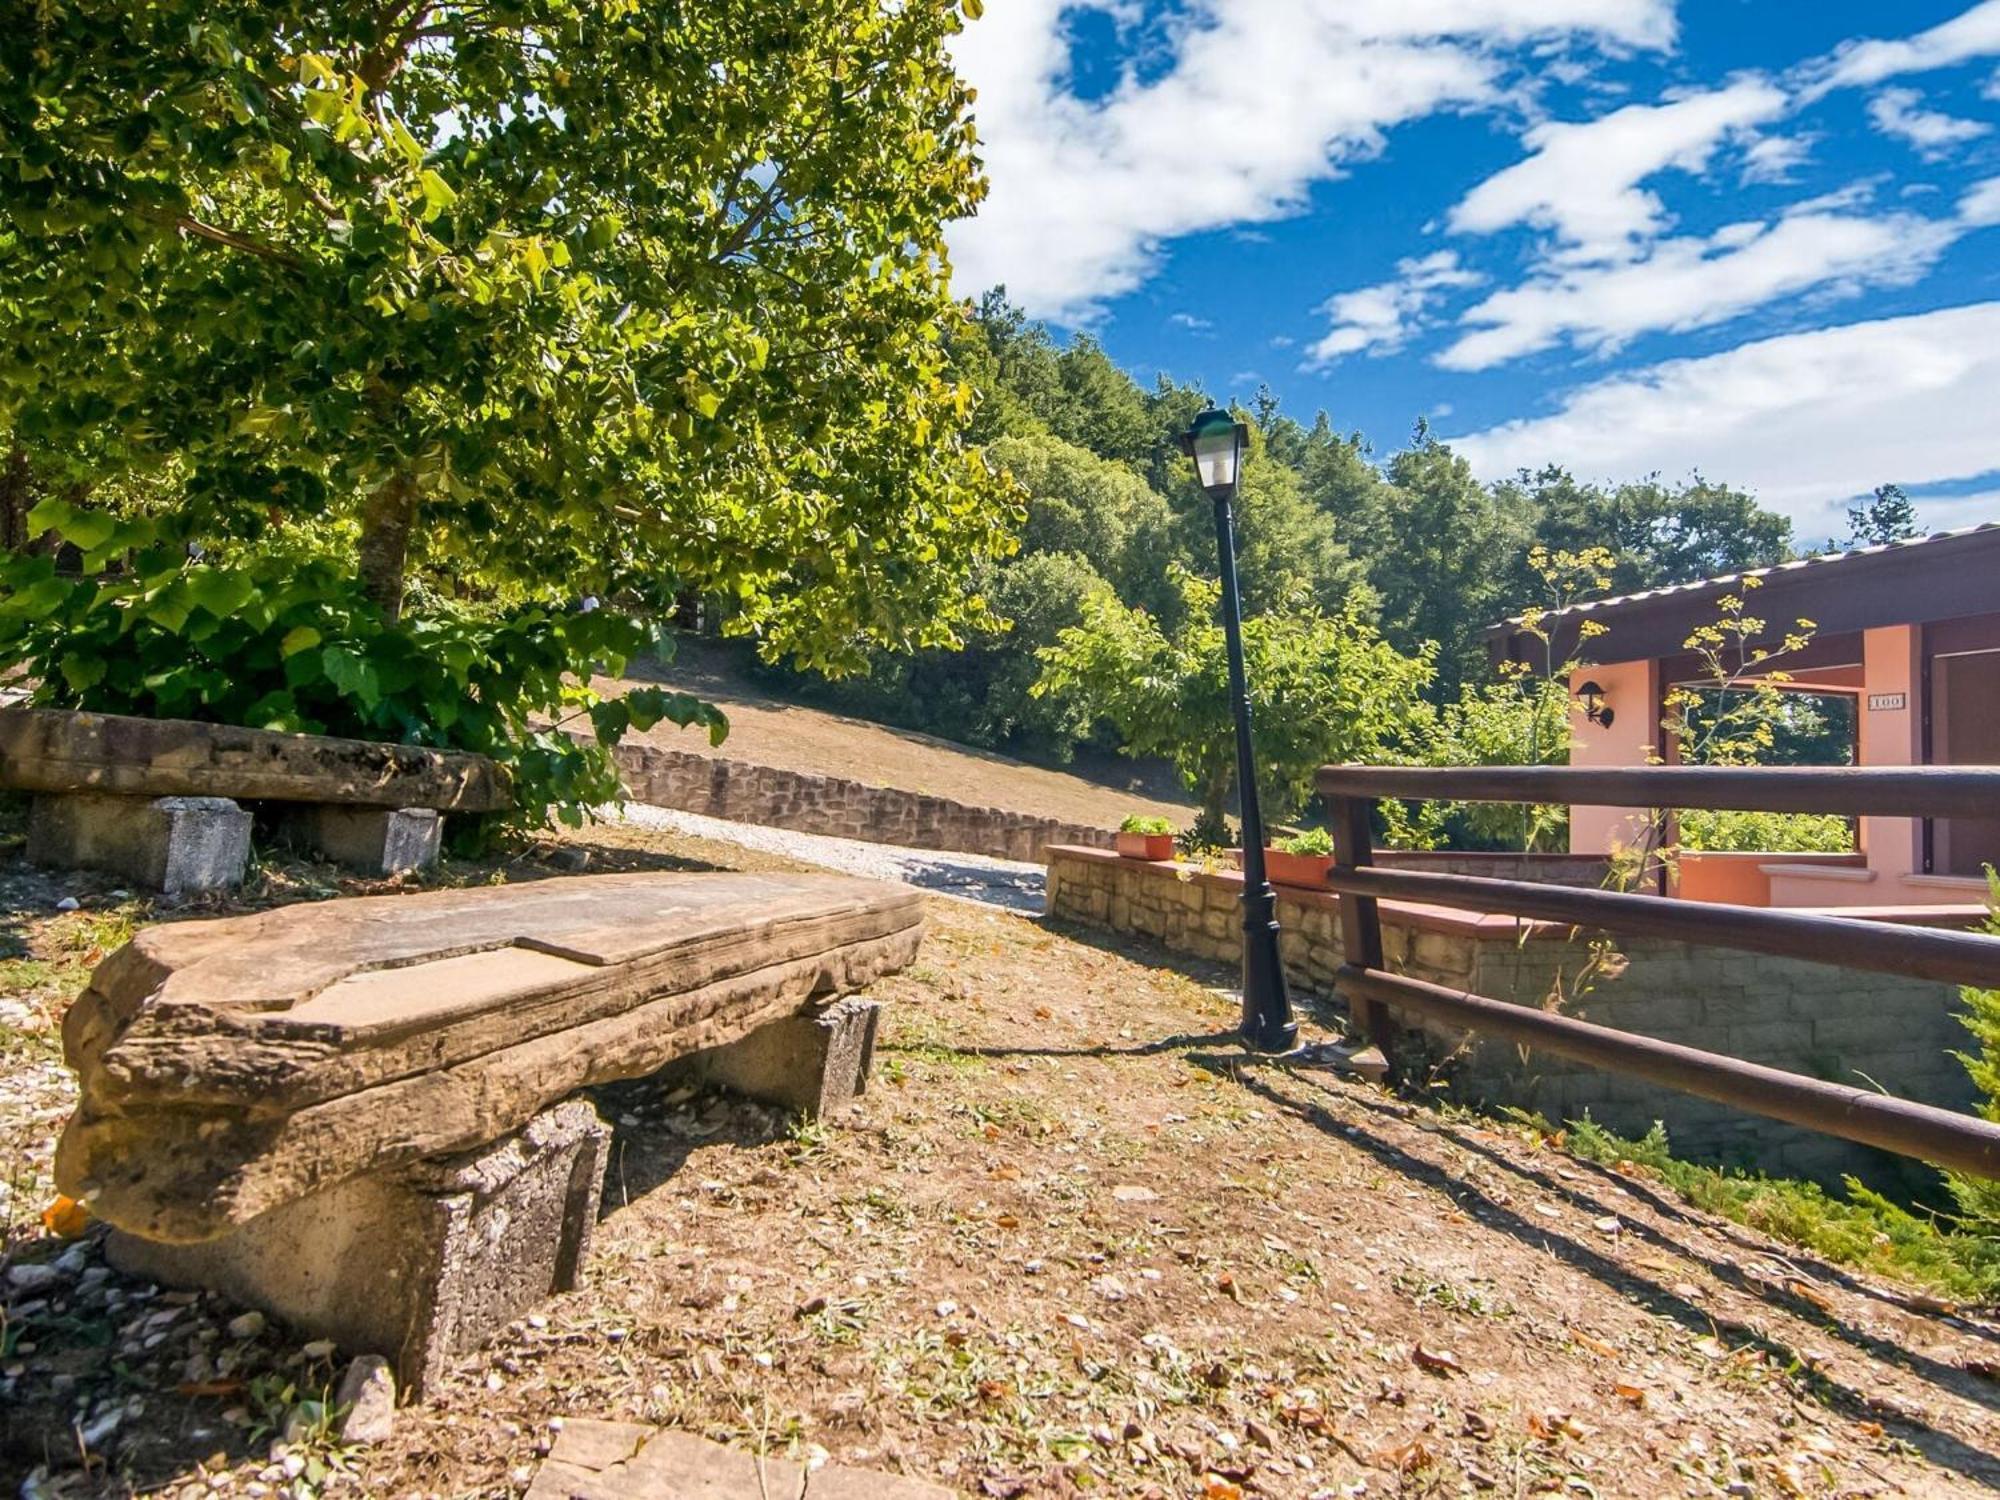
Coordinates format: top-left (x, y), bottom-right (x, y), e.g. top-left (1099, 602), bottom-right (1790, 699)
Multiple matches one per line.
top-left (609, 803), bottom-right (1048, 914)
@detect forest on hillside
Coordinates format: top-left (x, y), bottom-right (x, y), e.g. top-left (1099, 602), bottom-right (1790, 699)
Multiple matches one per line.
top-left (752, 290), bottom-right (1885, 839)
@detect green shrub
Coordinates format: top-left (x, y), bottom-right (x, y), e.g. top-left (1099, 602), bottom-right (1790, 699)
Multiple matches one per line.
top-left (1273, 827), bottom-right (1333, 857)
top-left (1677, 808), bottom-right (1854, 853)
top-left (1563, 1116), bottom-right (2000, 1301)
top-left (1119, 814), bottom-right (1173, 835)
top-left (1949, 872), bottom-right (2000, 1234)
top-left (0, 505), bottom-right (725, 844)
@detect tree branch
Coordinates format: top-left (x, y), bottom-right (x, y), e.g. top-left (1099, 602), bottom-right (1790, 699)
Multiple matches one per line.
top-left (172, 214), bottom-right (302, 267)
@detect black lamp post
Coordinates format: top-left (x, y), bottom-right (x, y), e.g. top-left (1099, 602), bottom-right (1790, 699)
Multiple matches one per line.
top-left (1179, 408), bottom-right (1297, 1053)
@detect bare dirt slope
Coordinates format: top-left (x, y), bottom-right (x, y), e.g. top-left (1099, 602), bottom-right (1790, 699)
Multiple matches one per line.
top-left (597, 638), bottom-right (1191, 831)
top-left (5, 819), bottom-right (1999, 1497)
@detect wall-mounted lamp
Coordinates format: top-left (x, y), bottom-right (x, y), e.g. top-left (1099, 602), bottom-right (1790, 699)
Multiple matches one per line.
top-left (1576, 680), bottom-right (1615, 729)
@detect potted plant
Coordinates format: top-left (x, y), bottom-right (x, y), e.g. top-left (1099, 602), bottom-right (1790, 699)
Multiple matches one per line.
top-left (1115, 814), bottom-right (1176, 861)
top-left (1264, 826), bottom-right (1335, 888)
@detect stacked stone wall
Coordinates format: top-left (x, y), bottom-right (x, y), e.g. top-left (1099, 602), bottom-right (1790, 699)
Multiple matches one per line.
top-left (612, 744), bottom-right (1115, 863)
top-left (1045, 846), bottom-right (1973, 1190)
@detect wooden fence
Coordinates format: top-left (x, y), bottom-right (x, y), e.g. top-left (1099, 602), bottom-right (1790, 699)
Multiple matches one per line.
top-left (1315, 764), bottom-right (2000, 1178)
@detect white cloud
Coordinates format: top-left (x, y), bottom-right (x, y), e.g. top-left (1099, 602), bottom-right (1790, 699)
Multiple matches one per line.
top-left (1448, 302), bottom-right (2000, 527)
top-left (1964, 173), bottom-right (2000, 222)
top-left (1304, 251), bottom-right (1483, 365)
top-left (1446, 81), bottom-right (1788, 262)
top-left (1438, 199), bottom-right (1965, 369)
top-left (946, 0), bottom-right (1674, 320)
top-left (1811, 1), bottom-right (2000, 92)
top-left (1739, 132), bottom-right (1813, 184)
top-left (1867, 86), bottom-right (1993, 157)
top-left (1986, 65), bottom-right (2000, 100)
top-left (1169, 311), bottom-right (1213, 330)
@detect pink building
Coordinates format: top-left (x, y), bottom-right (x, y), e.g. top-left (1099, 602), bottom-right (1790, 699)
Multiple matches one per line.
top-left (1488, 525), bottom-right (2000, 908)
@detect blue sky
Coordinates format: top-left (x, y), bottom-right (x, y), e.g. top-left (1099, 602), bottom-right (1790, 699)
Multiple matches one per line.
top-left (945, 1), bottom-right (2000, 540)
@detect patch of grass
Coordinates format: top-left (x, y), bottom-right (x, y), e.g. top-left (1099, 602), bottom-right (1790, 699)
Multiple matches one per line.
top-left (1391, 1269), bottom-right (1512, 1319)
top-left (1561, 1115), bottom-right (2000, 1303)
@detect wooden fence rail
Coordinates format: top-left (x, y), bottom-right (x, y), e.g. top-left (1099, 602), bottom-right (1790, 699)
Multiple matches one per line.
top-left (1311, 762), bottom-right (2000, 1179)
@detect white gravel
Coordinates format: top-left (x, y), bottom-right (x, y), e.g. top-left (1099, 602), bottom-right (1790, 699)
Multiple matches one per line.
top-left (608, 803), bottom-right (1049, 915)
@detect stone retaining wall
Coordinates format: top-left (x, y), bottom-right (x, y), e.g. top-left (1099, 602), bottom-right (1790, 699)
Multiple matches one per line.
top-left (612, 743), bottom-right (1115, 863)
top-left (1046, 845), bottom-right (1975, 1191)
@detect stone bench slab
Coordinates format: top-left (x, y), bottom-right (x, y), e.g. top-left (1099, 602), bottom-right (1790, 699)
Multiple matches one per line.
top-left (58, 872), bottom-right (923, 1242)
top-left (0, 705), bottom-right (510, 811)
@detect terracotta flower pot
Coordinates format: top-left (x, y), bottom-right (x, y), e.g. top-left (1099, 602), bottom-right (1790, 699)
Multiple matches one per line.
top-left (1248, 848), bottom-right (1334, 888)
top-left (1116, 830), bottom-right (1176, 860)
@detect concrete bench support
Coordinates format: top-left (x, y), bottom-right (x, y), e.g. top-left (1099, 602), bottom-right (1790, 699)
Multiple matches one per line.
top-left (681, 995), bottom-right (882, 1118)
top-left (282, 805), bottom-right (443, 875)
top-left (27, 791), bottom-right (251, 895)
top-left (107, 1099), bottom-right (609, 1396)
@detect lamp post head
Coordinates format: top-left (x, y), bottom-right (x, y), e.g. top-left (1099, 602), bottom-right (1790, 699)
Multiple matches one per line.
top-left (1179, 407), bottom-right (1250, 500)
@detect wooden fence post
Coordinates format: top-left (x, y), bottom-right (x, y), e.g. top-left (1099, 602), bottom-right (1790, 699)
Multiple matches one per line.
top-left (1328, 794), bottom-right (1390, 1051)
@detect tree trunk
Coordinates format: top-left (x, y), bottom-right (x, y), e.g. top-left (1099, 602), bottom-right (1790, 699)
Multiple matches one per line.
top-left (358, 470), bottom-right (417, 621)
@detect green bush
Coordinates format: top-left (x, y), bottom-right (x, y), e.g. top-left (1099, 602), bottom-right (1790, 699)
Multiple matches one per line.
top-left (1563, 1116), bottom-right (2000, 1301)
top-left (1273, 827), bottom-right (1333, 856)
top-left (1949, 872), bottom-right (2000, 1235)
top-left (1677, 808), bottom-right (1854, 852)
top-left (0, 504), bottom-right (725, 843)
top-left (1119, 814), bottom-right (1173, 835)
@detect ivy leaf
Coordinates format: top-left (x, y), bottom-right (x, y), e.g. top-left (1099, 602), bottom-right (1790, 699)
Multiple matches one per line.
top-left (58, 652), bottom-right (108, 692)
top-left (322, 645), bottom-right (381, 709)
top-left (279, 625), bottom-right (322, 657)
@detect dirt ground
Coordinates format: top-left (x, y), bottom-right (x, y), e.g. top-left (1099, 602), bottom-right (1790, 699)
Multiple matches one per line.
top-left (6, 817), bottom-right (2000, 1497)
top-left (600, 637), bottom-right (1192, 830)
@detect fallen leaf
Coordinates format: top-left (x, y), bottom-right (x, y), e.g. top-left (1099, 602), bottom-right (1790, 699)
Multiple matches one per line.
top-left (1593, 1216), bottom-right (1621, 1234)
top-left (1907, 1293), bottom-right (1959, 1317)
top-left (1784, 1278), bottom-right (1835, 1316)
top-left (1200, 1479), bottom-right (1244, 1500)
top-left (1612, 1381), bottom-right (1647, 1408)
top-left (1216, 1273), bottom-right (1243, 1303)
top-left (1573, 1333), bottom-right (1617, 1358)
top-left (40, 1195), bottom-right (89, 1239)
top-left (1412, 1344), bottom-right (1467, 1377)
top-left (1113, 1184), bottom-right (1160, 1203)
top-left (995, 1213), bottom-right (1020, 1230)
top-left (1374, 1439), bottom-right (1435, 1474)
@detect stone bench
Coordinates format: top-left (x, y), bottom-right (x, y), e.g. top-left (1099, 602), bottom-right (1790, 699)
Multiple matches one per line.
top-left (1, 705), bottom-right (511, 890)
top-left (56, 871), bottom-right (922, 1391)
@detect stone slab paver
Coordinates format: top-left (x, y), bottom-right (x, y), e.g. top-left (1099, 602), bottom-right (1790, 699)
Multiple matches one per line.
top-left (528, 1420), bottom-right (952, 1500)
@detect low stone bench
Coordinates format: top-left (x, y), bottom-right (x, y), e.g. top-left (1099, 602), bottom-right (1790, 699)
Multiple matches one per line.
top-left (57, 871), bottom-right (922, 1391)
top-left (1, 705), bottom-right (511, 890)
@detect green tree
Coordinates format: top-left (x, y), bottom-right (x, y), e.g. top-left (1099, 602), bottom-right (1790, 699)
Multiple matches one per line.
top-left (1, 0), bottom-right (1012, 662)
top-left (1848, 483), bottom-right (1921, 548)
top-left (989, 433), bottom-right (1174, 611)
top-left (1388, 545), bottom-right (1613, 852)
top-left (1362, 426), bottom-right (1526, 696)
top-left (2, 0), bottom-right (1017, 827)
top-left (1500, 467), bottom-right (1793, 597)
top-left (1032, 566), bottom-right (1433, 828)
